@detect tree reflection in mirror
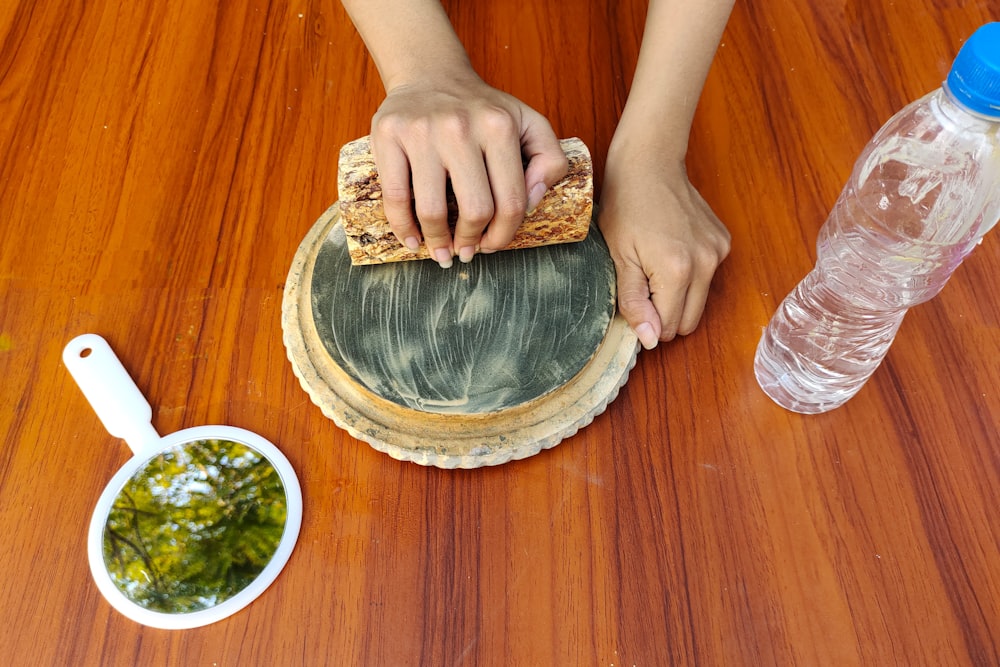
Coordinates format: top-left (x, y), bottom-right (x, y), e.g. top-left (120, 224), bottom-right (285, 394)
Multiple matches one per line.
top-left (102, 439), bottom-right (287, 614)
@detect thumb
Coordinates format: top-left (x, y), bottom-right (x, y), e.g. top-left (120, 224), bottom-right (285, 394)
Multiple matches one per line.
top-left (614, 257), bottom-right (662, 350)
top-left (520, 114), bottom-right (568, 212)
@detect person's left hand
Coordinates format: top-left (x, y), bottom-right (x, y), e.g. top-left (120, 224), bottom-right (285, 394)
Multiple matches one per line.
top-left (598, 155), bottom-right (731, 349)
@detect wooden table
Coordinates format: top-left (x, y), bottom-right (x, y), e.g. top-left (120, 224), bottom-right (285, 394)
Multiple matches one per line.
top-left (2, 1), bottom-right (998, 664)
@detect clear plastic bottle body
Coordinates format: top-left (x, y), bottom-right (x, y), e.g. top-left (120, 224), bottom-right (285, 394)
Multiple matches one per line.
top-left (755, 87), bottom-right (1000, 413)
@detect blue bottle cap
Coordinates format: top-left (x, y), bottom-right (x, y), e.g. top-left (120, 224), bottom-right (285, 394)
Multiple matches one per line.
top-left (946, 23), bottom-right (1000, 118)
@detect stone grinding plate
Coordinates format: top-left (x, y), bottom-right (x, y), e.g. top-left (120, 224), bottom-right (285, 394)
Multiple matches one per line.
top-left (282, 203), bottom-right (639, 468)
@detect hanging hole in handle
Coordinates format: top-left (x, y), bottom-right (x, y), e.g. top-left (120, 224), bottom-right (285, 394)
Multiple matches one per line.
top-left (79, 348), bottom-right (93, 358)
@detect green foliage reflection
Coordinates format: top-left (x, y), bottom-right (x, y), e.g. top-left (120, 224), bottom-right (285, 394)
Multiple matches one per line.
top-left (103, 439), bottom-right (287, 614)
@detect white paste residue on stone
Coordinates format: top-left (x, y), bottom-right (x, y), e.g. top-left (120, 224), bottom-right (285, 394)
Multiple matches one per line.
top-left (313, 223), bottom-right (614, 414)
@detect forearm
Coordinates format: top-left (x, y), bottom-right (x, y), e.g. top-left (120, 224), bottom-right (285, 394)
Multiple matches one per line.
top-left (340, 0), bottom-right (474, 91)
top-left (610, 0), bottom-right (735, 164)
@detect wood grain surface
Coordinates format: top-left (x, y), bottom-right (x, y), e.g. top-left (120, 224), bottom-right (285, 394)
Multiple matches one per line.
top-left (2, 1), bottom-right (998, 665)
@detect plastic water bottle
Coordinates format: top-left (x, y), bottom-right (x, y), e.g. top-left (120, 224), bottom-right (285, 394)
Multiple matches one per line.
top-left (754, 23), bottom-right (1000, 414)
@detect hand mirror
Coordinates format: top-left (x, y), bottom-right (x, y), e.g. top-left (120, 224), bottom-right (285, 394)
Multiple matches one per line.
top-left (62, 334), bottom-right (302, 630)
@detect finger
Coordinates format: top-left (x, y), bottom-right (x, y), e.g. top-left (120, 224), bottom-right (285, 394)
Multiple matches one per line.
top-left (649, 270), bottom-right (688, 343)
top-left (408, 155), bottom-right (453, 268)
top-left (447, 147), bottom-right (496, 263)
top-left (475, 137), bottom-right (527, 255)
top-left (676, 231), bottom-right (729, 335)
top-left (676, 267), bottom-right (715, 336)
top-left (614, 257), bottom-right (663, 350)
top-left (372, 139), bottom-right (421, 251)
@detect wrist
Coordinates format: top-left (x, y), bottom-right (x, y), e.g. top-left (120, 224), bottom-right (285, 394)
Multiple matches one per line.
top-left (342, 0), bottom-right (476, 93)
top-left (382, 50), bottom-right (477, 92)
top-left (608, 108), bottom-right (690, 169)
top-left (606, 127), bottom-right (688, 183)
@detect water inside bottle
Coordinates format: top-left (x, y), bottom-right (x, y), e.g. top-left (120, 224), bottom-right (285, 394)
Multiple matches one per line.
top-left (817, 181), bottom-right (973, 310)
top-left (754, 270), bottom-right (907, 414)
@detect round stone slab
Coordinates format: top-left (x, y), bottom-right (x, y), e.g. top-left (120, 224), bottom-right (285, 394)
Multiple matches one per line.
top-left (313, 218), bottom-right (614, 414)
top-left (282, 203), bottom-right (639, 468)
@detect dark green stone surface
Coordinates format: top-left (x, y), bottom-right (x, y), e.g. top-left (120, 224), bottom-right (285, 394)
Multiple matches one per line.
top-left (310, 224), bottom-right (616, 415)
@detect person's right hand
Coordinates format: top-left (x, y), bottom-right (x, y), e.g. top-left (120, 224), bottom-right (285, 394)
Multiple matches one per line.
top-left (369, 70), bottom-right (569, 267)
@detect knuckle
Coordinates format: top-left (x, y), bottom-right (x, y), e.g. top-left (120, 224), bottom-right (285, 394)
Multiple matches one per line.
top-left (551, 152), bottom-right (569, 176)
top-left (440, 113), bottom-right (473, 141)
top-left (422, 230), bottom-right (452, 249)
top-left (374, 113), bottom-right (432, 143)
top-left (480, 107), bottom-right (518, 136)
top-left (415, 201), bottom-right (448, 226)
top-left (381, 184), bottom-right (412, 206)
top-left (494, 193), bottom-right (528, 221)
top-left (664, 253), bottom-right (695, 283)
top-left (618, 296), bottom-right (650, 314)
top-left (460, 201), bottom-right (494, 227)
top-left (695, 245), bottom-right (721, 269)
top-left (615, 277), bottom-right (651, 304)
top-left (695, 239), bottom-right (731, 273)
top-left (717, 236), bottom-right (732, 260)
top-left (372, 113), bottom-right (406, 138)
top-left (387, 217), bottom-right (413, 235)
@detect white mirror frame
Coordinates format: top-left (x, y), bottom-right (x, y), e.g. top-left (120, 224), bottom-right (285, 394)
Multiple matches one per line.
top-left (88, 425), bottom-right (302, 630)
top-left (63, 334), bottom-right (302, 629)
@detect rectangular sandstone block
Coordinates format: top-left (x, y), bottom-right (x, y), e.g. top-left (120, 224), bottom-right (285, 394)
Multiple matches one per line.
top-left (337, 135), bottom-right (593, 265)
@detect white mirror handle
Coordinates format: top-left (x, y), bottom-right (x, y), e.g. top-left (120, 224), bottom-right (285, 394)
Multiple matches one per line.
top-left (63, 334), bottom-right (161, 455)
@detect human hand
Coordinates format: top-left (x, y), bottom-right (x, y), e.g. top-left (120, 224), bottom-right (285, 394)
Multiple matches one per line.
top-left (369, 70), bottom-right (568, 267)
top-left (598, 156), bottom-right (731, 349)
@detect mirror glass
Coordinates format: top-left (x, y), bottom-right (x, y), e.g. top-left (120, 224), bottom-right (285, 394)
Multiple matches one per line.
top-left (101, 438), bottom-right (287, 615)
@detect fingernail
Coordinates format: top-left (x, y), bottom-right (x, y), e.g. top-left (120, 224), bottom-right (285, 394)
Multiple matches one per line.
top-left (434, 247), bottom-right (453, 269)
top-left (635, 322), bottom-right (658, 350)
top-left (525, 182), bottom-right (547, 216)
top-left (479, 246), bottom-right (497, 254)
top-left (404, 236), bottom-right (420, 251)
top-left (458, 246), bottom-right (476, 263)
